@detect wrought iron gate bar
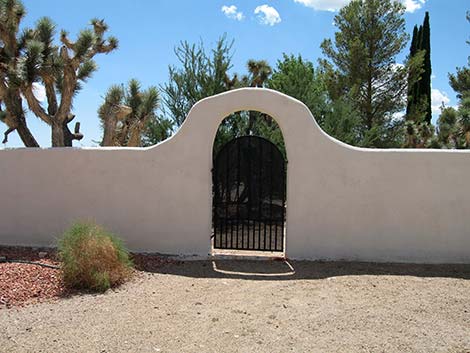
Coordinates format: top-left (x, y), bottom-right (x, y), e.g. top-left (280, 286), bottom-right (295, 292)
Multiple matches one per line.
top-left (212, 136), bottom-right (286, 252)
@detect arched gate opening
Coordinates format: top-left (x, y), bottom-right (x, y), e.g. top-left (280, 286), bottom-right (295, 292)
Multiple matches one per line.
top-left (212, 134), bottom-right (286, 254)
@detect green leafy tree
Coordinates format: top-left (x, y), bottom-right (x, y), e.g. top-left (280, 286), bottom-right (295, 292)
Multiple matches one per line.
top-left (161, 36), bottom-right (285, 153)
top-left (161, 35), bottom-right (235, 127)
top-left (99, 79), bottom-right (162, 147)
top-left (449, 67), bottom-right (470, 100)
top-left (322, 98), bottom-right (363, 145)
top-left (320, 0), bottom-right (413, 148)
top-left (449, 11), bottom-right (470, 101)
top-left (142, 115), bottom-right (173, 147)
top-left (267, 53), bottom-right (362, 145)
top-left (268, 54), bottom-right (329, 123)
top-left (441, 10), bottom-right (470, 149)
top-left (437, 105), bottom-right (459, 148)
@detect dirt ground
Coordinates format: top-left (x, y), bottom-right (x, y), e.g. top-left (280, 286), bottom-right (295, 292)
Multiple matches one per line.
top-left (1, 260), bottom-right (469, 353)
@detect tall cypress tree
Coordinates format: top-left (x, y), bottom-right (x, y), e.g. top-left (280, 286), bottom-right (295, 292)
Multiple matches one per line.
top-left (406, 12), bottom-right (432, 124)
top-left (421, 12), bottom-right (432, 124)
top-left (406, 25), bottom-right (419, 117)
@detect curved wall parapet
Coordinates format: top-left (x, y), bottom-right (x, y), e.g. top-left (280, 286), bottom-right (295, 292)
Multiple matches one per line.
top-left (0, 88), bottom-right (469, 263)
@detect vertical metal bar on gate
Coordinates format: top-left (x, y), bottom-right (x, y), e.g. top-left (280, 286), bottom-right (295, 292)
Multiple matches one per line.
top-left (274, 146), bottom-right (278, 251)
top-left (280, 158), bottom-right (286, 252)
top-left (258, 137), bottom-right (262, 250)
top-left (247, 136), bottom-right (251, 249)
top-left (213, 165), bottom-right (217, 248)
top-left (269, 143), bottom-right (273, 251)
top-left (236, 139), bottom-right (241, 250)
top-left (213, 136), bottom-right (286, 252)
top-left (225, 144), bottom-right (229, 249)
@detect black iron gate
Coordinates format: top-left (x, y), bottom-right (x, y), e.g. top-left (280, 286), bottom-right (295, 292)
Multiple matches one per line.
top-left (212, 136), bottom-right (286, 252)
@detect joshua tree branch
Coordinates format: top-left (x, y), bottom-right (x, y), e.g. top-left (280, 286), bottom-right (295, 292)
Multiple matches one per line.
top-left (84, 41), bottom-right (116, 61)
top-left (43, 79), bottom-right (58, 116)
top-left (22, 84), bottom-right (52, 125)
top-left (60, 33), bottom-right (74, 50)
top-left (2, 126), bottom-right (14, 144)
top-left (72, 122), bottom-right (83, 141)
top-left (55, 64), bottom-right (76, 122)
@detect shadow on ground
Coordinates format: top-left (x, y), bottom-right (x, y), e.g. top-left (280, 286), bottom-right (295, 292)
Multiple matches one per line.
top-left (147, 259), bottom-right (470, 281)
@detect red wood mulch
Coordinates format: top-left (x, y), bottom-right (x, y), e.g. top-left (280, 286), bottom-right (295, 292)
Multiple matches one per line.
top-left (0, 246), bottom-right (176, 309)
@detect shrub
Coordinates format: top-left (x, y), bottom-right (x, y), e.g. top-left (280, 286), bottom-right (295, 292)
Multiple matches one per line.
top-left (58, 222), bottom-right (133, 292)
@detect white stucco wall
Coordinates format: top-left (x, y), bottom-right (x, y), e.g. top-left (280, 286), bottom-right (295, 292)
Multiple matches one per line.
top-left (1, 88), bottom-right (469, 263)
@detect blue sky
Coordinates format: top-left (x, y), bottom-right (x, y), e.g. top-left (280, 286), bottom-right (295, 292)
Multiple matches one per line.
top-left (4, 0), bottom-right (470, 147)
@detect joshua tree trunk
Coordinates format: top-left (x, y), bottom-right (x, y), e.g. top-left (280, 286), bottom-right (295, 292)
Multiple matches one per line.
top-left (15, 115), bottom-right (39, 147)
top-left (51, 121), bottom-right (65, 147)
top-left (0, 91), bottom-right (39, 147)
top-left (51, 116), bottom-right (83, 147)
top-left (127, 126), bottom-right (142, 147)
top-left (102, 117), bottom-right (117, 146)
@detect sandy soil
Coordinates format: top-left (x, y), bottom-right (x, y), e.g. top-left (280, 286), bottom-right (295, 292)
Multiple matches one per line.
top-left (1, 260), bottom-right (469, 353)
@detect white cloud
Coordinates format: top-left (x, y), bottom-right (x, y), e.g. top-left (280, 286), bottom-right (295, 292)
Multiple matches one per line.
top-left (293, 0), bottom-right (426, 13)
top-left (431, 88), bottom-right (450, 114)
top-left (32, 82), bottom-right (46, 102)
top-left (221, 5), bottom-right (244, 21)
top-left (293, 0), bottom-right (348, 12)
top-left (254, 5), bottom-right (281, 26)
top-left (403, 0), bottom-right (426, 13)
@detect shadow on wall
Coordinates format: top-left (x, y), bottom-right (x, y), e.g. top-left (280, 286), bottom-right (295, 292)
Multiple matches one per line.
top-left (145, 260), bottom-right (470, 281)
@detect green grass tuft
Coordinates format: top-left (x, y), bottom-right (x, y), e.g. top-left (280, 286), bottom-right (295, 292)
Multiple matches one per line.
top-left (58, 221), bottom-right (133, 292)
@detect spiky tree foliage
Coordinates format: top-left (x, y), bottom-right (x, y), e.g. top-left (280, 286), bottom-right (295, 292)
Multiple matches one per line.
top-left (320, 0), bottom-right (412, 148)
top-left (99, 79), bottom-right (162, 147)
top-left (98, 85), bottom-right (129, 146)
top-left (437, 106), bottom-right (459, 148)
top-left (244, 59), bottom-right (272, 88)
top-left (241, 59), bottom-right (272, 135)
top-left (403, 121), bottom-right (419, 148)
top-left (0, 0), bottom-right (39, 146)
top-left (403, 120), bottom-right (436, 148)
top-left (19, 17), bottom-right (118, 147)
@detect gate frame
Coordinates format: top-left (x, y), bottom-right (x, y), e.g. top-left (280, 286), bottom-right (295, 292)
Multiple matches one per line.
top-left (212, 135), bottom-right (287, 254)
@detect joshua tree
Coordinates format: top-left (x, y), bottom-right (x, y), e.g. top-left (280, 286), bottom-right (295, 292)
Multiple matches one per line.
top-left (242, 60), bottom-right (272, 135)
top-left (99, 79), bottom-right (159, 147)
top-left (245, 59), bottom-right (272, 88)
top-left (20, 17), bottom-right (118, 146)
top-left (0, 0), bottom-right (118, 147)
top-left (0, 0), bottom-right (39, 146)
top-left (98, 85), bottom-right (131, 146)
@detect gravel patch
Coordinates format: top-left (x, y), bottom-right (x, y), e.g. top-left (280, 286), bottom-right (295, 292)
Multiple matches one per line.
top-left (1, 259), bottom-right (469, 352)
top-left (0, 247), bottom-right (64, 308)
top-left (0, 246), bottom-right (175, 309)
